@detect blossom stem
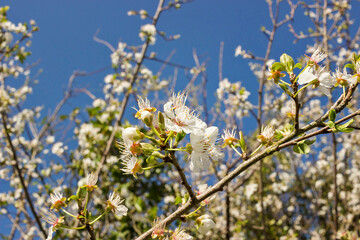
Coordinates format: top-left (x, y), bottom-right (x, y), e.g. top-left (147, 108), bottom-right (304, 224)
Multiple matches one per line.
top-left (164, 131), bottom-right (174, 145)
top-left (83, 192), bottom-right (91, 216)
top-left (150, 125), bottom-right (164, 141)
top-left (62, 225), bottom-right (86, 230)
top-left (280, 80), bottom-right (291, 86)
top-left (61, 208), bottom-right (78, 219)
top-left (249, 144), bottom-right (263, 157)
top-left (343, 86), bottom-right (346, 98)
top-left (166, 148), bottom-right (187, 151)
top-left (231, 145), bottom-right (242, 157)
top-left (183, 205), bottom-right (202, 218)
top-left (143, 134), bottom-right (162, 146)
top-left (142, 162), bottom-right (165, 170)
top-left (89, 212), bottom-right (106, 225)
top-left (293, 81), bottom-right (314, 98)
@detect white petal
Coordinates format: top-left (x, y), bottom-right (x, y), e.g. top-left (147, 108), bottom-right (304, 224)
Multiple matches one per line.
top-left (46, 227), bottom-right (54, 240)
top-left (298, 70), bottom-right (316, 85)
top-left (190, 152), bottom-right (202, 172)
top-left (318, 86), bottom-right (331, 97)
top-left (116, 205), bottom-right (128, 217)
top-left (163, 101), bottom-right (175, 119)
top-left (205, 126), bottom-right (218, 143)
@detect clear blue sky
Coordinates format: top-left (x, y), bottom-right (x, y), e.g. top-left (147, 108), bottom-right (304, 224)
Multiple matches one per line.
top-left (2, 0), bottom-right (320, 115)
top-left (2, 1), bottom-right (360, 116)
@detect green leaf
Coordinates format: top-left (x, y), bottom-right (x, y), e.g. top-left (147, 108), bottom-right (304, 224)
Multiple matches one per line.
top-left (239, 131), bottom-right (247, 152)
top-left (294, 63), bottom-right (302, 69)
top-left (271, 62), bottom-right (286, 72)
top-left (67, 195), bottom-right (79, 203)
top-left (174, 196), bottom-right (182, 205)
top-left (274, 130), bottom-right (284, 140)
top-left (158, 111), bottom-right (165, 131)
top-left (325, 121), bottom-right (335, 128)
top-left (303, 138), bottom-right (316, 146)
top-left (175, 131), bottom-right (186, 143)
top-left (293, 142), bottom-right (311, 154)
top-left (344, 63), bottom-right (355, 70)
top-left (329, 109), bottom-right (336, 122)
top-left (336, 119), bottom-right (354, 133)
top-left (146, 156), bottom-right (158, 165)
top-left (339, 118), bottom-right (354, 129)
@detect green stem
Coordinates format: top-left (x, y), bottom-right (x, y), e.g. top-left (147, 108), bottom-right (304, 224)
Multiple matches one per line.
top-left (293, 81), bottom-right (314, 98)
top-left (164, 131), bottom-right (174, 145)
top-left (89, 212), bottom-right (107, 225)
top-left (143, 134), bottom-right (160, 144)
top-left (280, 79), bottom-right (291, 86)
top-left (231, 145), bottom-right (243, 157)
top-left (83, 192), bottom-right (90, 215)
top-left (249, 144), bottom-right (263, 157)
top-left (61, 208), bottom-right (78, 219)
top-left (61, 225), bottom-right (86, 230)
top-left (166, 148), bottom-right (187, 151)
top-left (142, 162), bottom-right (165, 170)
top-left (150, 125), bottom-right (164, 141)
top-left (184, 205), bottom-right (202, 218)
top-left (343, 86), bottom-right (346, 98)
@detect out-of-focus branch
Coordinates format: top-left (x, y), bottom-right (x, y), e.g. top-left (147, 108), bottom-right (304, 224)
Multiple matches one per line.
top-left (1, 112), bottom-right (47, 238)
top-left (95, 0), bottom-right (166, 177)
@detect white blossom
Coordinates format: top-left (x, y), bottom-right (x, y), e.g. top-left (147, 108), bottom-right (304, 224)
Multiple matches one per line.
top-left (106, 192), bottom-right (128, 217)
top-left (197, 215), bottom-right (215, 235)
top-left (139, 24), bottom-right (156, 45)
top-left (298, 66), bottom-right (335, 97)
top-left (190, 127), bottom-right (223, 172)
top-left (163, 94), bottom-right (206, 134)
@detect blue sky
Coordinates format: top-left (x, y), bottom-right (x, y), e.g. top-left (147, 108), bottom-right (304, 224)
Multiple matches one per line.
top-left (2, 0), bottom-right (316, 116)
top-left (3, 1), bottom-right (360, 116)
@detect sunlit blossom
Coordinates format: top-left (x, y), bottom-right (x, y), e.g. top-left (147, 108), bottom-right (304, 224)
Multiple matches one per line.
top-left (306, 48), bottom-right (327, 65)
top-left (49, 192), bottom-right (67, 210)
top-left (106, 192), bottom-right (128, 217)
top-left (298, 66), bottom-right (334, 97)
top-left (122, 127), bottom-right (140, 144)
top-left (171, 229), bottom-right (193, 240)
top-left (41, 210), bottom-right (64, 240)
top-left (257, 125), bottom-right (275, 145)
top-left (196, 215), bottom-right (215, 235)
top-left (82, 172), bottom-right (98, 192)
top-left (221, 129), bottom-right (239, 147)
top-left (134, 96), bottom-right (156, 122)
top-left (164, 93), bottom-right (206, 134)
top-left (332, 67), bottom-right (357, 87)
top-left (151, 218), bottom-right (166, 238)
top-left (190, 127), bottom-right (224, 172)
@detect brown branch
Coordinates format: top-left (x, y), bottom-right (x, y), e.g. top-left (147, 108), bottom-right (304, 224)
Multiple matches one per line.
top-left (331, 132), bottom-right (338, 234)
top-left (1, 112), bottom-right (47, 238)
top-left (168, 152), bottom-right (197, 203)
top-left (95, 0), bottom-right (166, 177)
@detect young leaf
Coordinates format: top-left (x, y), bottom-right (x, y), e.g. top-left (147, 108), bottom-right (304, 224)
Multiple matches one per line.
top-left (329, 109), bottom-right (336, 122)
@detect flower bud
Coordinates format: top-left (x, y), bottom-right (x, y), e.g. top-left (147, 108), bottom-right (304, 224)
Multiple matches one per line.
top-left (141, 110), bottom-right (153, 127)
top-left (122, 127), bottom-right (139, 144)
top-left (196, 215), bottom-right (215, 234)
top-left (280, 53), bottom-right (295, 73)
